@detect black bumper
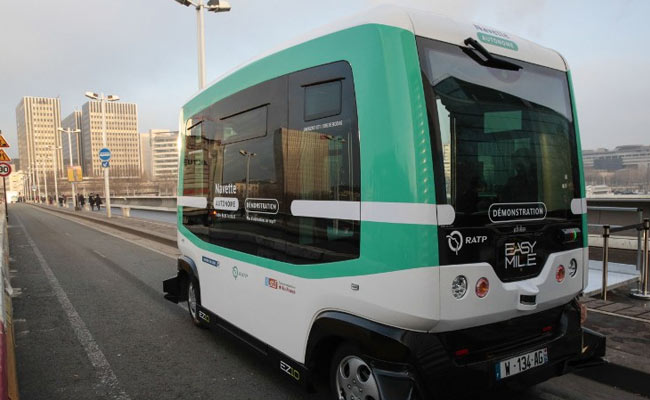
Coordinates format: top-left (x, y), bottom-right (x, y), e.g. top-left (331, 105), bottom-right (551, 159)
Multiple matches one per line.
top-left (369, 300), bottom-right (606, 399)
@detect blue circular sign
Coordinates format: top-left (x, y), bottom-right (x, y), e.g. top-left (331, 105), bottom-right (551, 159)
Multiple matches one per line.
top-left (98, 148), bottom-right (111, 161)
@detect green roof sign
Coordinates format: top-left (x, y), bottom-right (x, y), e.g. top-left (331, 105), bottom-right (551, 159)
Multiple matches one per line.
top-left (477, 32), bottom-right (519, 51)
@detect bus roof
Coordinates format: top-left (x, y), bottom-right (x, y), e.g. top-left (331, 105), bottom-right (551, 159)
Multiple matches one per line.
top-left (190, 5), bottom-right (567, 104)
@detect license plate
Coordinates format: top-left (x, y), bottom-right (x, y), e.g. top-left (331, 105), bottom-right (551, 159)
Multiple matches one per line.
top-left (495, 348), bottom-right (548, 380)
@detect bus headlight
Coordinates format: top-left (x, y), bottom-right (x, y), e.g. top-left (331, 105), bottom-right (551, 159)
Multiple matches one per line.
top-left (475, 277), bottom-right (489, 298)
top-left (452, 275), bottom-right (468, 299)
top-left (568, 258), bottom-right (578, 278)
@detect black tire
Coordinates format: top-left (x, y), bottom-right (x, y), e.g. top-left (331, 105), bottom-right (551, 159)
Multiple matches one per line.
top-left (187, 276), bottom-right (207, 328)
top-left (330, 344), bottom-right (381, 400)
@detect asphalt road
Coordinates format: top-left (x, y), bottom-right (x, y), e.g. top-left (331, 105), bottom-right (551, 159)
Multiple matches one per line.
top-left (7, 204), bottom-right (649, 400)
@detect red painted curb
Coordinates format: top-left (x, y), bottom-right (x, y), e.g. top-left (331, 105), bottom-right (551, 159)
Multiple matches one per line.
top-left (0, 322), bottom-right (7, 400)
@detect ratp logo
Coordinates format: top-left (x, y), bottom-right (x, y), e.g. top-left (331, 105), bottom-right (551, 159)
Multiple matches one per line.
top-left (446, 230), bottom-right (463, 255)
top-left (232, 266), bottom-right (248, 280)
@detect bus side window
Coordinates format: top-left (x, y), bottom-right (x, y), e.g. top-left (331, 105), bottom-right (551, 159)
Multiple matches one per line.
top-left (288, 61), bottom-right (360, 251)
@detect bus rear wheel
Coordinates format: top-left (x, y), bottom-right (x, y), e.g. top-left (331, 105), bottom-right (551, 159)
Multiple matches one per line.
top-left (330, 345), bottom-right (381, 400)
top-left (187, 277), bottom-right (206, 328)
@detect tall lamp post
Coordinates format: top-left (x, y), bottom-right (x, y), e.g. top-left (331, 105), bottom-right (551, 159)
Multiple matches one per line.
top-left (49, 145), bottom-right (62, 206)
top-left (41, 159), bottom-right (48, 203)
top-left (172, 0), bottom-right (231, 89)
top-left (34, 160), bottom-right (42, 202)
top-left (58, 127), bottom-right (81, 209)
top-left (84, 92), bottom-right (119, 218)
top-left (239, 149), bottom-right (256, 199)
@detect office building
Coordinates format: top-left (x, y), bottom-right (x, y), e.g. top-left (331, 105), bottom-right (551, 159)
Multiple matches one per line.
top-left (80, 101), bottom-right (140, 178)
top-left (582, 145), bottom-right (650, 171)
top-left (61, 110), bottom-right (83, 168)
top-left (15, 97), bottom-right (64, 182)
top-left (8, 168), bottom-right (24, 194)
top-left (140, 130), bottom-right (179, 181)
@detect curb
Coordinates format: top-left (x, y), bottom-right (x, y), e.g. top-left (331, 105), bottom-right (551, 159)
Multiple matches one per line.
top-left (31, 204), bottom-right (176, 248)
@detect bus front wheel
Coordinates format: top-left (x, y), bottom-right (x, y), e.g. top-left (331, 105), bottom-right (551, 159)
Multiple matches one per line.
top-left (330, 345), bottom-right (381, 400)
top-left (187, 277), bottom-right (207, 328)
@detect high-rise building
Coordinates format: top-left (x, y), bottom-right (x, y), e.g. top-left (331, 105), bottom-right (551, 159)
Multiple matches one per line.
top-left (80, 101), bottom-right (140, 178)
top-left (8, 168), bottom-right (25, 194)
top-left (15, 97), bottom-right (64, 183)
top-left (61, 110), bottom-right (83, 168)
top-left (140, 130), bottom-right (179, 181)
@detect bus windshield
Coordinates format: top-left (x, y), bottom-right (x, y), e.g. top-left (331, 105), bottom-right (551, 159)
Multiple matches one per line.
top-left (418, 38), bottom-right (580, 227)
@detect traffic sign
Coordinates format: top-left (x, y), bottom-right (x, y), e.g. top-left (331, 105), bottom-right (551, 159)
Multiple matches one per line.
top-left (0, 163), bottom-right (10, 177)
top-left (98, 148), bottom-right (111, 161)
top-left (101, 161), bottom-right (110, 168)
top-left (0, 136), bottom-right (9, 148)
top-left (67, 165), bottom-right (83, 182)
top-left (0, 150), bottom-right (11, 162)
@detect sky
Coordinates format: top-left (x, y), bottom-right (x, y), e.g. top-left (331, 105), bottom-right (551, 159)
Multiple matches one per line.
top-left (1, 0), bottom-right (648, 158)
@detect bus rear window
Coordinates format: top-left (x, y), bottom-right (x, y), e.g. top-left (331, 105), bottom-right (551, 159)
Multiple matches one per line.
top-left (304, 80), bottom-right (342, 121)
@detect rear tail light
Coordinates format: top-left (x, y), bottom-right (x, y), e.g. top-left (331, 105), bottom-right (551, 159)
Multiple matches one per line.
top-left (455, 348), bottom-right (469, 357)
top-left (475, 277), bottom-right (489, 298)
top-left (556, 265), bottom-right (566, 282)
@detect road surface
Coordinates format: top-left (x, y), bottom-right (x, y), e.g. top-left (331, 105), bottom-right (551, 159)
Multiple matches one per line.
top-left (7, 204), bottom-right (648, 399)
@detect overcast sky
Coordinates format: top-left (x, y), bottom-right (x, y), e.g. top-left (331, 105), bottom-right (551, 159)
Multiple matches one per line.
top-left (1, 0), bottom-right (648, 158)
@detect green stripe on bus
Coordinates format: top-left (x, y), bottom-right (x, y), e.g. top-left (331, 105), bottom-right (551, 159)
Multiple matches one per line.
top-left (178, 24), bottom-right (440, 279)
top-left (567, 70), bottom-right (588, 248)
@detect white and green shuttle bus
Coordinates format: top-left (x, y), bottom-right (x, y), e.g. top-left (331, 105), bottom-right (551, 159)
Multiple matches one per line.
top-left (164, 5), bottom-right (605, 399)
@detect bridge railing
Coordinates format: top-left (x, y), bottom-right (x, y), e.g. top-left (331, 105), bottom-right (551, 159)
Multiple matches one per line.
top-left (597, 218), bottom-right (650, 301)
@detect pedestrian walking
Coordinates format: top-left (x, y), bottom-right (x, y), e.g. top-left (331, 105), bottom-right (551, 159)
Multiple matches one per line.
top-left (94, 194), bottom-right (102, 211)
top-left (89, 194), bottom-right (95, 211)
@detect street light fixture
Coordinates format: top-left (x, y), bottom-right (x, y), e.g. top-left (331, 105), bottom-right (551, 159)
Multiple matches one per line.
top-left (84, 91), bottom-right (120, 218)
top-left (171, 0), bottom-right (231, 89)
top-left (239, 149), bottom-right (256, 200)
top-left (58, 127), bottom-right (81, 209)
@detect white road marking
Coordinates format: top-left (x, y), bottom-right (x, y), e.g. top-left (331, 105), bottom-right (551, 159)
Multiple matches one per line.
top-left (16, 216), bottom-right (131, 400)
top-left (93, 250), bottom-right (107, 258)
top-left (587, 307), bottom-right (650, 324)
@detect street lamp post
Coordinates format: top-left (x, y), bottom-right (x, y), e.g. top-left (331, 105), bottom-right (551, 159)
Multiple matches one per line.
top-left (172, 0), bottom-right (231, 89)
top-left (84, 92), bottom-right (119, 218)
top-left (239, 149), bottom-right (256, 200)
top-left (49, 145), bottom-right (62, 206)
top-left (41, 159), bottom-right (49, 203)
top-left (58, 127), bottom-right (81, 209)
top-left (34, 160), bottom-right (42, 202)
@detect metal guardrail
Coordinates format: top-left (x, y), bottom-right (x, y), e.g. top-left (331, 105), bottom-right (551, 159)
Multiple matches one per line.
top-left (598, 219), bottom-right (650, 300)
top-left (588, 205), bottom-right (643, 271)
top-left (587, 206), bottom-right (650, 300)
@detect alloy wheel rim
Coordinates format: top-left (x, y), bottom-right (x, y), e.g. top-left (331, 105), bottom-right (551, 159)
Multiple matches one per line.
top-left (336, 355), bottom-right (380, 400)
top-left (188, 282), bottom-right (197, 319)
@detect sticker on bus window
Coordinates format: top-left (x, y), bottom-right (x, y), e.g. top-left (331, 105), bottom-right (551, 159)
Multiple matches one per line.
top-left (488, 202), bottom-right (547, 223)
top-left (213, 197), bottom-right (239, 211)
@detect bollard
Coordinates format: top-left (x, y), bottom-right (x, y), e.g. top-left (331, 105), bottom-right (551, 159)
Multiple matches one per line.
top-left (631, 219), bottom-right (650, 299)
top-left (123, 207), bottom-right (131, 218)
top-left (602, 225), bottom-right (610, 301)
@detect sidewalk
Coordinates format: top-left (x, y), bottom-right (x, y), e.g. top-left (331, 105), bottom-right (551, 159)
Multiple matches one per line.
top-left (31, 203), bottom-right (176, 247)
top-left (579, 283), bottom-right (650, 396)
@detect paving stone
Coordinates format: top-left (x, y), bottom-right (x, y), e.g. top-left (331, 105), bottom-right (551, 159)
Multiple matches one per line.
top-left (616, 306), bottom-right (650, 317)
top-left (587, 299), bottom-right (614, 309)
top-left (637, 312), bottom-right (650, 320)
top-left (598, 302), bottom-right (636, 313)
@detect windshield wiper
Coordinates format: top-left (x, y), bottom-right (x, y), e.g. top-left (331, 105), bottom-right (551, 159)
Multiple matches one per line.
top-left (462, 37), bottom-right (522, 71)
